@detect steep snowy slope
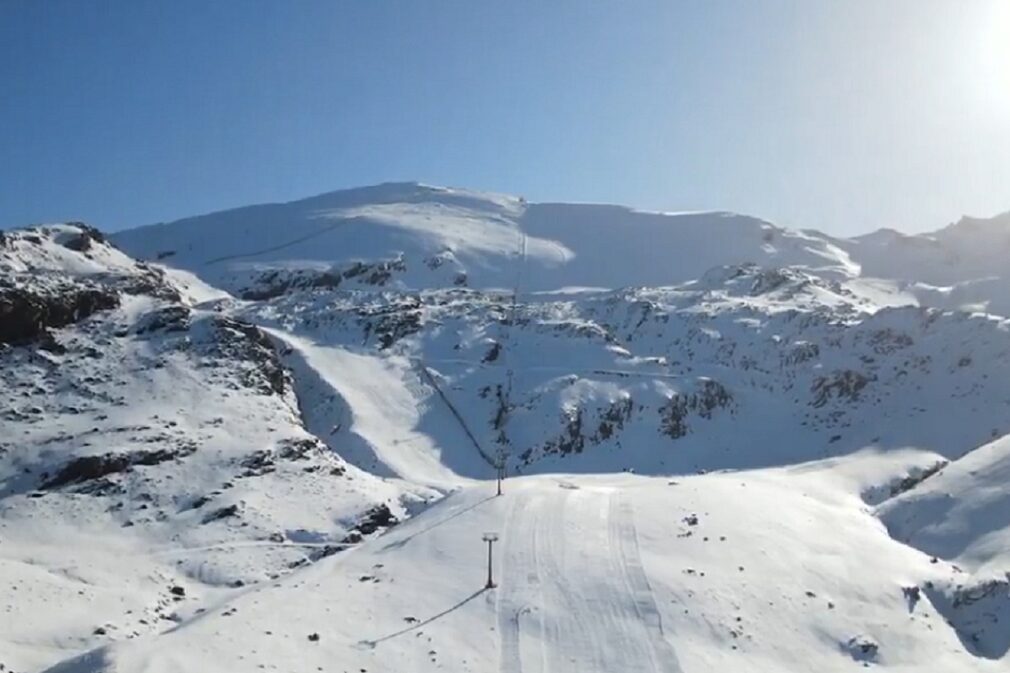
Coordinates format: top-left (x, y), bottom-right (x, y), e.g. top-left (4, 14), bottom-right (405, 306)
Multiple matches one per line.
top-left (881, 434), bottom-right (1010, 575)
top-left (877, 435), bottom-right (1010, 660)
top-left (111, 182), bottom-right (859, 296)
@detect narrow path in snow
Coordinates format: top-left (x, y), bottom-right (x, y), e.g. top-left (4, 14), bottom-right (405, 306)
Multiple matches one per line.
top-left (497, 493), bottom-right (544, 673)
top-left (203, 219), bottom-right (353, 265)
top-left (497, 486), bottom-right (681, 673)
top-left (611, 493), bottom-right (683, 671)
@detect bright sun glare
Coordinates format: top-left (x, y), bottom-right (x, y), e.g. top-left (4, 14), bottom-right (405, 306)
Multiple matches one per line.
top-left (979, 1), bottom-right (1010, 110)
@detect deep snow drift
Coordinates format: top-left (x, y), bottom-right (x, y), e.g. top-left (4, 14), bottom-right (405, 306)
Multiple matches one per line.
top-left (3, 185), bottom-right (1010, 672)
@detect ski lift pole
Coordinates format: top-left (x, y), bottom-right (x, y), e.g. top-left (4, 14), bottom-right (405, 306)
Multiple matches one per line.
top-left (482, 532), bottom-right (499, 589)
top-left (496, 450), bottom-right (506, 496)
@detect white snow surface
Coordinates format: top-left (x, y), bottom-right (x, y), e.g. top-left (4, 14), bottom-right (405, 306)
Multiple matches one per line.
top-left (110, 183), bottom-right (1010, 316)
top-left (42, 469), bottom-right (1008, 672)
top-left (111, 182), bottom-right (863, 296)
top-left (3, 188), bottom-right (1010, 672)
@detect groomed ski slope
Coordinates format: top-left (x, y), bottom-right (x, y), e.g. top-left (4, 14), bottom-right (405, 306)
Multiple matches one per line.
top-left (263, 328), bottom-right (469, 489)
top-left (48, 461), bottom-right (996, 673)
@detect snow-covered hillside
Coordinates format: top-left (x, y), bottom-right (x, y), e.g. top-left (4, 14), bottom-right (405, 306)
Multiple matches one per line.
top-left (44, 467), bottom-right (1004, 673)
top-left (835, 211), bottom-right (1010, 316)
top-left (4, 185), bottom-right (1010, 672)
top-left (111, 182), bottom-right (1010, 316)
top-left (111, 182), bottom-right (860, 296)
top-left (0, 225), bottom-right (434, 672)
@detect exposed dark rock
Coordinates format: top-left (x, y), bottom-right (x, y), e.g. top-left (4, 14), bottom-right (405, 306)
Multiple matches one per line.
top-left (783, 341), bottom-right (820, 366)
top-left (117, 266), bottom-right (182, 302)
top-left (288, 543), bottom-right (346, 569)
top-left (594, 397), bottom-right (633, 442)
top-left (277, 437), bottom-right (326, 460)
top-left (212, 317), bottom-right (289, 395)
top-left (694, 379), bottom-right (733, 419)
top-left (542, 407), bottom-right (585, 457)
top-left (811, 370), bottom-right (872, 408)
top-left (238, 438), bottom-right (338, 478)
top-left (186, 495), bottom-right (211, 510)
top-left (902, 585), bottom-right (921, 611)
top-left (239, 450), bottom-right (276, 477)
top-left (889, 461), bottom-right (948, 497)
top-left (240, 269), bottom-right (343, 300)
top-left (343, 256), bottom-right (406, 286)
top-left (201, 504), bottom-right (240, 524)
top-left (843, 635), bottom-right (879, 662)
top-left (867, 328), bottom-right (914, 354)
top-left (482, 341), bottom-right (502, 363)
top-left (354, 503), bottom-right (398, 535)
top-left (135, 306), bottom-right (191, 334)
top-left (42, 445), bottom-right (196, 490)
top-left (0, 285), bottom-right (119, 345)
top-left (61, 225), bottom-right (106, 252)
top-left (659, 379), bottom-right (733, 439)
top-left (357, 296), bottom-right (423, 350)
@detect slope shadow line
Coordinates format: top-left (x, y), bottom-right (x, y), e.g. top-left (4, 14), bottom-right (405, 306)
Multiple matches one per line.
top-left (359, 587), bottom-right (488, 648)
top-left (381, 495), bottom-right (497, 551)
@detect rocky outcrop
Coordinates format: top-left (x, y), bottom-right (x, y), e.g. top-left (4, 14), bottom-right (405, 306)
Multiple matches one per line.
top-left (135, 306), bottom-right (192, 334)
top-left (212, 317), bottom-right (289, 395)
top-left (888, 461), bottom-right (947, 498)
top-left (659, 379), bottom-right (734, 439)
top-left (59, 223), bottom-right (107, 252)
top-left (0, 284), bottom-right (119, 346)
top-left (810, 370), bottom-right (872, 408)
top-left (842, 635), bottom-right (879, 663)
top-left (358, 296), bottom-right (423, 350)
top-left (41, 445), bottom-right (196, 490)
top-left (926, 577), bottom-right (1010, 659)
top-left (240, 269), bottom-right (344, 301)
top-left (342, 256), bottom-right (406, 286)
top-left (237, 438), bottom-right (345, 478)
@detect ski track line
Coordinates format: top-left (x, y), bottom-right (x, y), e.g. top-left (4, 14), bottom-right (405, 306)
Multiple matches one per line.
top-left (500, 487), bottom-right (683, 673)
top-left (541, 488), bottom-right (650, 672)
top-left (497, 492), bottom-right (542, 673)
top-left (611, 492), bottom-right (684, 673)
top-left (203, 218), bottom-right (353, 265)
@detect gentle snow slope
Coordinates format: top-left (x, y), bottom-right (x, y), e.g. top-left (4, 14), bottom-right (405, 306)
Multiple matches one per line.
top-left (47, 464), bottom-right (1001, 673)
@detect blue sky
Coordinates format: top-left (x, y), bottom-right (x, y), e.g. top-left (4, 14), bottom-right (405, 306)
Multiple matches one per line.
top-left (2, 0), bottom-right (1009, 234)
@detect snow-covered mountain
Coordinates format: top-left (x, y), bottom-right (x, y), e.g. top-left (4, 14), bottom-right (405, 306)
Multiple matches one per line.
top-left (4, 185), bottom-right (1010, 673)
top-left (111, 182), bottom-right (861, 295)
